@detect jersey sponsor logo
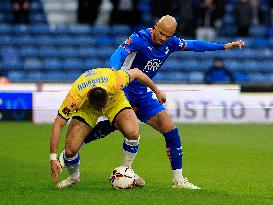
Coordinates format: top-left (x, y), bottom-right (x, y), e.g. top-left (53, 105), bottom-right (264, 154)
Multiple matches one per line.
top-left (143, 59), bottom-right (163, 73)
top-left (148, 46), bottom-right (153, 52)
top-left (124, 37), bottom-right (132, 45)
top-left (77, 76), bottom-right (109, 91)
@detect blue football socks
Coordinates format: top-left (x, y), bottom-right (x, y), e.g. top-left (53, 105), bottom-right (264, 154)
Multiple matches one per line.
top-left (164, 128), bottom-right (183, 170)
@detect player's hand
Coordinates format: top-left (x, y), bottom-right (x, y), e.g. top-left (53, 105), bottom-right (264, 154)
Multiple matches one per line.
top-left (156, 90), bottom-right (166, 104)
top-left (224, 40), bottom-right (245, 49)
top-left (50, 160), bottom-right (62, 183)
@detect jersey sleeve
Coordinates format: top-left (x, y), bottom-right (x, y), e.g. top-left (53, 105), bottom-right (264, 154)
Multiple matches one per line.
top-left (119, 33), bottom-right (141, 54)
top-left (109, 47), bottom-right (130, 70)
top-left (57, 93), bottom-right (81, 120)
top-left (115, 69), bottom-right (130, 91)
top-left (186, 40), bottom-right (225, 51)
top-left (58, 95), bottom-right (75, 121)
top-left (170, 36), bottom-right (188, 51)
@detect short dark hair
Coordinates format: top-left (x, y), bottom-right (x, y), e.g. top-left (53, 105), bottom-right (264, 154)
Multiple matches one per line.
top-left (88, 87), bottom-right (108, 108)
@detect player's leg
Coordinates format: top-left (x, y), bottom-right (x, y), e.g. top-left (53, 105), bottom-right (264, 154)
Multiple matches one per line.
top-left (59, 118), bottom-right (115, 169)
top-left (83, 119), bottom-right (116, 144)
top-left (58, 119), bottom-right (114, 168)
top-left (113, 108), bottom-right (140, 167)
top-left (136, 92), bottom-right (199, 189)
top-left (147, 111), bottom-right (200, 189)
top-left (106, 92), bottom-right (145, 187)
top-left (83, 88), bottom-right (137, 145)
top-left (137, 97), bottom-right (184, 184)
top-left (112, 108), bottom-right (145, 187)
top-left (57, 116), bottom-right (93, 189)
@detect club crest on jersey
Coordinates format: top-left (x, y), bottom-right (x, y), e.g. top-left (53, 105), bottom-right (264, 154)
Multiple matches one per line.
top-left (143, 59), bottom-right (162, 73)
top-left (165, 47), bottom-right (169, 54)
top-left (179, 39), bottom-right (187, 50)
top-left (124, 37), bottom-right (132, 45)
top-left (62, 107), bottom-right (71, 116)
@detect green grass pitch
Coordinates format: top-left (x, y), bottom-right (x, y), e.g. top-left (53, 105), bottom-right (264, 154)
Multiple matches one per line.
top-left (0, 122), bottom-right (273, 205)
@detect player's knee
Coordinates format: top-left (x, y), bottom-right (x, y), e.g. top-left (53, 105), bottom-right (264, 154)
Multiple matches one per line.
top-left (160, 120), bottom-right (175, 133)
top-left (125, 129), bottom-right (139, 140)
top-left (149, 112), bottom-right (175, 133)
top-left (64, 149), bottom-right (77, 158)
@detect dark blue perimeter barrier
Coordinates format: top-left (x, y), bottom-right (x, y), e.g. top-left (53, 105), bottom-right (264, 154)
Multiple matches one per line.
top-left (0, 92), bottom-right (32, 121)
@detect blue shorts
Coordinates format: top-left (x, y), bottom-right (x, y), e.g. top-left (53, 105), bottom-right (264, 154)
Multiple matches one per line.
top-left (124, 89), bottom-right (165, 123)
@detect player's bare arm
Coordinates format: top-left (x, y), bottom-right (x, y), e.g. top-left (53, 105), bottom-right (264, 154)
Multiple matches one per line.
top-left (50, 115), bottom-right (67, 183)
top-left (224, 40), bottom-right (245, 49)
top-left (126, 68), bottom-right (166, 103)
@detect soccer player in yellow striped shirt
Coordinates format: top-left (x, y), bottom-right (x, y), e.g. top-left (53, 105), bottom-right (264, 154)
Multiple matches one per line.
top-left (49, 68), bottom-right (166, 189)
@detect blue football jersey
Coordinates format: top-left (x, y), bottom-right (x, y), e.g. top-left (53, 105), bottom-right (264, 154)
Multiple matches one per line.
top-left (119, 28), bottom-right (187, 93)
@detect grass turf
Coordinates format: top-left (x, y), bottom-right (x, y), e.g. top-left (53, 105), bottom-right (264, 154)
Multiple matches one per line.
top-left (0, 122), bottom-right (272, 205)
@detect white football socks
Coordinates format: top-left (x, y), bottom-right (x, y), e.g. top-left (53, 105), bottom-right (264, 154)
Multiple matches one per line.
top-left (122, 150), bottom-right (137, 167)
top-left (122, 137), bottom-right (140, 167)
top-left (172, 169), bottom-right (183, 182)
top-left (64, 153), bottom-right (80, 178)
top-left (67, 166), bottom-right (80, 178)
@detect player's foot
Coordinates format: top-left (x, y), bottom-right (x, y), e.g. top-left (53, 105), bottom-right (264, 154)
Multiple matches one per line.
top-left (172, 177), bottom-right (200, 189)
top-left (57, 174), bottom-right (80, 189)
top-left (134, 174), bottom-right (145, 187)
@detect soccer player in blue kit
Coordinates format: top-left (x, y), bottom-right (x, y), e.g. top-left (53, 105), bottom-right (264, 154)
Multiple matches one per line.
top-left (81, 15), bottom-right (245, 189)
